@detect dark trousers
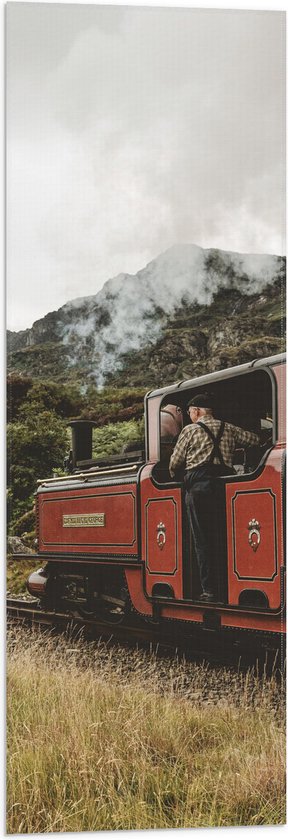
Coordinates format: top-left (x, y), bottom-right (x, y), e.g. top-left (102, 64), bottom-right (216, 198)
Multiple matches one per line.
top-left (184, 465), bottom-right (221, 594)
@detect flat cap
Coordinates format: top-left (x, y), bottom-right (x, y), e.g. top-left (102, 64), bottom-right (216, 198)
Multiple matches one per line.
top-left (187, 393), bottom-right (213, 409)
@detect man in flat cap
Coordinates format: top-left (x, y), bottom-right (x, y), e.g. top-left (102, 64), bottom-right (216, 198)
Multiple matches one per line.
top-left (169, 393), bottom-right (260, 602)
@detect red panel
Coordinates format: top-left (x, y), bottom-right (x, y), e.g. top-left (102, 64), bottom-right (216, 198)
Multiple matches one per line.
top-left (226, 449), bottom-right (284, 609)
top-left (140, 466), bottom-right (183, 599)
top-left (38, 482), bottom-right (138, 556)
top-left (145, 498), bottom-right (177, 574)
top-left (232, 491), bottom-right (276, 580)
top-left (125, 567), bottom-right (284, 633)
top-left (125, 568), bottom-right (153, 616)
top-left (160, 601), bottom-right (284, 634)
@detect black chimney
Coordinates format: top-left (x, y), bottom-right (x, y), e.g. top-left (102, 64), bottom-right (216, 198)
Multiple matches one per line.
top-left (68, 420), bottom-right (97, 468)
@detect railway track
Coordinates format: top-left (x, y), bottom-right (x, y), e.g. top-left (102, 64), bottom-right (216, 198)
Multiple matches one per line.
top-left (7, 597), bottom-right (158, 645)
top-left (7, 596), bottom-right (284, 673)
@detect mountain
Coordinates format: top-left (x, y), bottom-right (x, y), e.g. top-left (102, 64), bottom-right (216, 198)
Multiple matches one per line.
top-left (7, 244), bottom-right (285, 389)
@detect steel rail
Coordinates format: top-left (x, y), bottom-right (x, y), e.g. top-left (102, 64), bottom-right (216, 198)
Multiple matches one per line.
top-left (6, 597), bottom-right (284, 673)
top-left (6, 598), bottom-right (158, 643)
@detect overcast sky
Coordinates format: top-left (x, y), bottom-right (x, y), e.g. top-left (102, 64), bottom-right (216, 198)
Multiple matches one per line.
top-left (6, 2), bottom-right (286, 331)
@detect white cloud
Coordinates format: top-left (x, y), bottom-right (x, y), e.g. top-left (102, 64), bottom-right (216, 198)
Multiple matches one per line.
top-left (6, 4), bottom-right (285, 330)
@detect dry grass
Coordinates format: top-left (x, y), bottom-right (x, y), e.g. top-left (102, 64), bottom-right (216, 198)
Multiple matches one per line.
top-left (7, 554), bottom-right (37, 596)
top-left (7, 625), bottom-right (286, 833)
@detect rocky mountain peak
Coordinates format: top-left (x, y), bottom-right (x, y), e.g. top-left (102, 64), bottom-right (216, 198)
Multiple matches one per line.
top-left (7, 243), bottom-right (285, 388)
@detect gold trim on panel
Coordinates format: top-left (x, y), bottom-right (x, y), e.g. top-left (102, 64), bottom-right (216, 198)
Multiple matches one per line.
top-left (62, 513), bottom-right (105, 528)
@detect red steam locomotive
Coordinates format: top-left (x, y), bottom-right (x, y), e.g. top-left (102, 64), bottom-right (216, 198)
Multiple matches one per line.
top-left (27, 353), bottom-right (286, 645)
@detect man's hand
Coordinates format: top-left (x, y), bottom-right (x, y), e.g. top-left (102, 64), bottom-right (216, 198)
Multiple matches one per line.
top-left (259, 429), bottom-right (273, 447)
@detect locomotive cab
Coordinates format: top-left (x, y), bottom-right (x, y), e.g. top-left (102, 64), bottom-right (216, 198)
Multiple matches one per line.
top-left (156, 367), bottom-right (274, 478)
top-left (142, 355), bottom-right (285, 613)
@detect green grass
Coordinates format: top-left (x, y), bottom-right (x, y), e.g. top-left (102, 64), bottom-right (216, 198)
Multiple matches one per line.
top-left (7, 627), bottom-right (286, 833)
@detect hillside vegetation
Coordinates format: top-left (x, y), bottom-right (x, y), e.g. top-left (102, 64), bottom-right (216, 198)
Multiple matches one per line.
top-left (107, 279), bottom-right (285, 388)
top-left (7, 276), bottom-right (285, 387)
top-left (7, 248), bottom-right (285, 545)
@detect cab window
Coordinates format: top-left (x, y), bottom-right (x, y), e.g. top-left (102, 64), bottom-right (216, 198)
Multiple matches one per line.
top-left (159, 368), bottom-right (273, 476)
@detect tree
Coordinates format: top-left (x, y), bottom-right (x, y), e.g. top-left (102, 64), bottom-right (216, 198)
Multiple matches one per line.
top-left (7, 409), bottom-right (68, 526)
top-left (7, 373), bottom-right (33, 423)
top-left (17, 380), bottom-right (85, 420)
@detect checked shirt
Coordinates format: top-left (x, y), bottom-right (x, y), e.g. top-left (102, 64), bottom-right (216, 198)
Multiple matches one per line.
top-left (169, 414), bottom-right (260, 477)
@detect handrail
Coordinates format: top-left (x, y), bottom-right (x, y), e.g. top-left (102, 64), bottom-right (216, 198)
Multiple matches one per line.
top-left (37, 464), bottom-right (138, 485)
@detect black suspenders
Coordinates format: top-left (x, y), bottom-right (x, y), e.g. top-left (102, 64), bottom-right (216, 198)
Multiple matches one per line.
top-left (196, 420), bottom-right (226, 466)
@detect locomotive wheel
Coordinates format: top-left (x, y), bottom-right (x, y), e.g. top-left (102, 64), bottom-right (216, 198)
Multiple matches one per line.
top-left (77, 594), bottom-right (126, 624)
top-left (99, 604), bottom-right (125, 625)
top-left (77, 603), bottom-right (98, 619)
top-left (98, 587), bottom-right (129, 625)
top-left (53, 571), bottom-right (129, 624)
top-left (77, 602), bottom-right (126, 625)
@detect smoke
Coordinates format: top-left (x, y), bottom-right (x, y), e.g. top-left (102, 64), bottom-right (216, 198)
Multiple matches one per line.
top-left (7, 6), bottom-right (285, 331)
top-left (59, 243), bottom-right (284, 387)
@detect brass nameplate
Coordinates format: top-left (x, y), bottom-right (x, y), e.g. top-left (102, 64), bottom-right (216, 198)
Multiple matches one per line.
top-left (63, 513), bottom-right (105, 528)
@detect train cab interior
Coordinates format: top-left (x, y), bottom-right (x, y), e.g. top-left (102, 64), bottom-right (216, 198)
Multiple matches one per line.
top-left (155, 367), bottom-right (274, 482)
top-left (150, 367), bottom-right (275, 606)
